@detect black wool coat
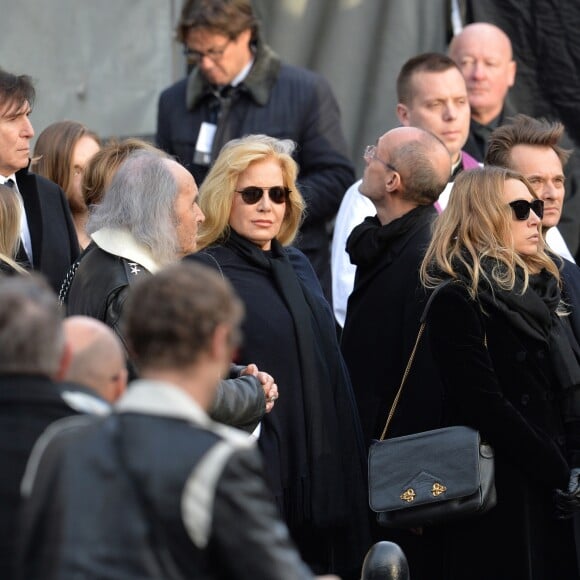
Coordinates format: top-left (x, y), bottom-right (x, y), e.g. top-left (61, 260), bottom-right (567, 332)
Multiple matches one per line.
top-left (0, 374), bottom-right (81, 579)
top-left (423, 281), bottom-right (578, 580)
top-left (341, 206), bottom-right (444, 448)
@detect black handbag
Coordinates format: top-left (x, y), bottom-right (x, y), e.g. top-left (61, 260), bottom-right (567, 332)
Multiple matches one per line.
top-left (368, 282), bottom-right (497, 528)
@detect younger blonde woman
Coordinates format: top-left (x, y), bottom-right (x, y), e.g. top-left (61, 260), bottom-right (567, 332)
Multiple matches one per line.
top-left (418, 166), bottom-right (580, 579)
top-left (0, 184), bottom-right (27, 275)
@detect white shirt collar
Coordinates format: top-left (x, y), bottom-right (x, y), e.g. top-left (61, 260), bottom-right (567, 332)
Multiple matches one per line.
top-left (230, 57), bottom-right (254, 87)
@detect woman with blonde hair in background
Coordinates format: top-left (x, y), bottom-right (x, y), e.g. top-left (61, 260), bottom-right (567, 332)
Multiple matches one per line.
top-left (417, 165), bottom-right (580, 579)
top-left (0, 184), bottom-right (28, 275)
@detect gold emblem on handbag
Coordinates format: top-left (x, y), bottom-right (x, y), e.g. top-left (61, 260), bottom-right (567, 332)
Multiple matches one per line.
top-left (367, 281), bottom-right (497, 528)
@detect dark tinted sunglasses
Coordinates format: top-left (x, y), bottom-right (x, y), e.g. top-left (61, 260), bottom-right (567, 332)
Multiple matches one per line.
top-left (509, 199), bottom-right (544, 220)
top-left (236, 186), bottom-right (291, 205)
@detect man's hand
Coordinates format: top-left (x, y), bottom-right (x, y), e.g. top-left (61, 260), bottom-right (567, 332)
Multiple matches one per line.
top-left (240, 363), bottom-right (278, 413)
top-left (554, 468), bottom-right (580, 519)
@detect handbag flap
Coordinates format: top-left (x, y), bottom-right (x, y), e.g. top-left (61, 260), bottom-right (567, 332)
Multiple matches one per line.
top-left (368, 426), bottom-right (484, 512)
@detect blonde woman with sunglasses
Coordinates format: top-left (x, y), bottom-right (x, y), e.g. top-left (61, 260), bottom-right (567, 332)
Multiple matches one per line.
top-left (417, 165), bottom-right (580, 579)
top-left (186, 134), bottom-right (371, 580)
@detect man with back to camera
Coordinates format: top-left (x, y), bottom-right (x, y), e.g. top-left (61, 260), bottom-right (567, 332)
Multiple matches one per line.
top-left (0, 69), bottom-right (79, 292)
top-left (331, 53), bottom-right (476, 328)
top-left (16, 261), bottom-right (339, 580)
top-left (58, 316), bottom-right (128, 414)
top-left (156, 0), bottom-right (355, 301)
top-left (0, 274), bottom-right (79, 578)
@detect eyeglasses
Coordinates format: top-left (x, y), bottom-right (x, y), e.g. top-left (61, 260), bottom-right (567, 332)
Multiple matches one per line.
top-left (508, 199), bottom-right (544, 220)
top-left (235, 186), bottom-right (291, 205)
top-left (364, 145), bottom-right (398, 173)
top-left (183, 39), bottom-right (231, 64)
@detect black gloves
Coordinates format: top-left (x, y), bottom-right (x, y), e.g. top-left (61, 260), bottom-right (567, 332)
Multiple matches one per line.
top-left (554, 468), bottom-right (580, 519)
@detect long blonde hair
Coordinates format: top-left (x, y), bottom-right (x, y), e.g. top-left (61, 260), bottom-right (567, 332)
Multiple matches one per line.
top-left (196, 134), bottom-right (305, 250)
top-left (0, 184), bottom-right (27, 274)
top-left (420, 166), bottom-right (560, 298)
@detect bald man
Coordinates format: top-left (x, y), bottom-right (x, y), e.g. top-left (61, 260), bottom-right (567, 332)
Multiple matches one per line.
top-left (341, 126), bottom-right (451, 446)
top-left (340, 126), bottom-right (451, 571)
top-left (60, 316), bottom-right (128, 413)
top-left (448, 22), bottom-right (517, 162)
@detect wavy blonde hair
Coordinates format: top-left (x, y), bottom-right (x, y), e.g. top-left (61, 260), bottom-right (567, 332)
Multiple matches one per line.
top-left (420, 166), bottom-right (560, 298)
top-left (0, 185), bottom-right (27, 274)
top-left (196, 134), bottom-right (305, 250)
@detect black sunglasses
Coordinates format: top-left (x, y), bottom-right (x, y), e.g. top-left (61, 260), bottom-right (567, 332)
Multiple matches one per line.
top-left (509, 199), bottom-right (544, 220)
top-left (236, 186), bottom-right (291, 205)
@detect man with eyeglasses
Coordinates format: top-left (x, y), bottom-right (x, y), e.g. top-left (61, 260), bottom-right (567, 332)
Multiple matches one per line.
top-left (339, 127), bottom-right (451, 579)
top-left (331, 53), bottom-right (477, 328)
top-left (156, 0), bottom-right (355, 302)
top-left (340, 127), bottom-right (451, 443)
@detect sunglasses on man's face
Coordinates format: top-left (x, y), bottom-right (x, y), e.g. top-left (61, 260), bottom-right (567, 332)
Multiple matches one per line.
top-left (235, 186), bottom-right (291, 205)
top-left (508, 199), bottom-right (544, 220)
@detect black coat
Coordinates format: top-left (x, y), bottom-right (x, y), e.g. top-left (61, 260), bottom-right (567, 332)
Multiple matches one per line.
top-left (0, 374), bottom-right (81, 579)
top-left (341, 206), bottom-right (443, 447)
top-left (16, 166), bottom-right (79, 293)
top-left (187, 244), bottom-right (371, 580)
top-left (423, 281), bottom-right (578, 580)
top-left (156, 40), bottom-right (355, 299)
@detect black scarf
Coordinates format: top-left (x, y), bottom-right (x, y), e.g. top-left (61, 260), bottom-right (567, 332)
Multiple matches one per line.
top-left (346, 204), bottom-right (434, 268)
top-left (459, 259), bottom-right (580, 395)
top-left (223, 230), bottom-right (350, 525)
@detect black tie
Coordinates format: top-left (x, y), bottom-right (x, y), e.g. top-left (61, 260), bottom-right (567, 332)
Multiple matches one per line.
top-left (4, 178), bottom-right (14, 188)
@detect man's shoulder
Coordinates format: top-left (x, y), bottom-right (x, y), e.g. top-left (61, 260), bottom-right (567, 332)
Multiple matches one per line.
top-left (0, 374), bottom-right (78, 408)
top-left (276, 61), bottom-right (330, 90)
top-left (159, 76), bottom-right (188, 102)
top-left (16, 167), bottom-right (65, 198)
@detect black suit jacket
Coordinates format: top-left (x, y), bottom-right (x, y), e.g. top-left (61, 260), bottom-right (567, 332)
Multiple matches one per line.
top-left (16, 166), bottom-right (79, 293)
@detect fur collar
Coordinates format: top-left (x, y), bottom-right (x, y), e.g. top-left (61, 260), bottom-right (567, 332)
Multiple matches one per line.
top-left (91, 227), bottom-right (161, 274)
top-left (186, 38), bottom-right (281, 109)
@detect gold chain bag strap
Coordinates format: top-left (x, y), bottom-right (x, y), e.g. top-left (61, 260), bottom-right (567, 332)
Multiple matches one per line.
top-left (368, 281), bottom-right (497, 528)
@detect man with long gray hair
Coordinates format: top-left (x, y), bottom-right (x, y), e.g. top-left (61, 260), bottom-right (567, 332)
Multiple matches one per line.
top-left (64, 149), bottom-right (277, 430)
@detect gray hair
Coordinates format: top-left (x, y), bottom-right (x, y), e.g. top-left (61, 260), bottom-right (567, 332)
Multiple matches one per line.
top-left (87, 151), bottom-right (180, 265)
top-left (0, 274), bottom-right (65, 375)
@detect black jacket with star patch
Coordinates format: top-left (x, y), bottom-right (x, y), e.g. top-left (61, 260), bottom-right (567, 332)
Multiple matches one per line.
top-left (62, 241), bottom-right (266, 431)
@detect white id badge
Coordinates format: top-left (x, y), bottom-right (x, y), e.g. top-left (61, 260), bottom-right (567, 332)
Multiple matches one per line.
top-left (194, 122), bottom-right (217, 165)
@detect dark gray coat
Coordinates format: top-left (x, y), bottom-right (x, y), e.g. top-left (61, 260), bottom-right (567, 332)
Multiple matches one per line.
top-left (156, 39), bottom-right (355, 299)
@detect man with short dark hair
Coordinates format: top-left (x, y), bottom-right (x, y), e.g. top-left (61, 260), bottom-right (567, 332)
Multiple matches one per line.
top-left (0, 69), bottom-right (79, 292)
top-left (17, 262), bottom-right (338, 580)
top-left (156, 0), bottom-right (355, 300)
top-left (485, 114), bottom-right (580, 342)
